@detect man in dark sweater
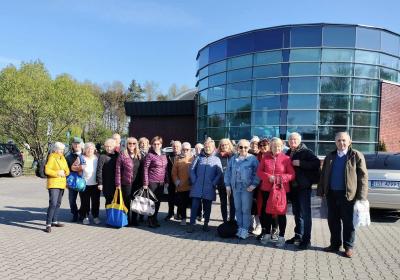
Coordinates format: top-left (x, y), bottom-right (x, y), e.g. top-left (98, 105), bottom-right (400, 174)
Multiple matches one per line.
top-left (317, 132), bottom-right (368, 258)
top-left (165, 140), bottom-right (182, 221)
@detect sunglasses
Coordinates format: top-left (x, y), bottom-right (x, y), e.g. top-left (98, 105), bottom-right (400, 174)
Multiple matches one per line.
top-left (239, 146), bottom-right (249, 150)
top-left (259, 144), bottom-right (269, 147)
top-left (128, 143), bottom-right (137, 145)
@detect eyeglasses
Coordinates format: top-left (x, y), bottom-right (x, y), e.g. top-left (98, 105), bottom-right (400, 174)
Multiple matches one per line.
top-left (239, 146), bottom-right (249, 150)
top-left (128, 142), bottom-right (137, 145)
top-left (259, 144), bottom-right (269, 147)
top-left (182, 148), bottom-right (191, 151)
top-left (152, 143), bottom-right (161, 146)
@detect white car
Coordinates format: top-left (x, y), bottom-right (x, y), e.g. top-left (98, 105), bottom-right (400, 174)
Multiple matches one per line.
top-left (365, 153), bottom-right (400, 210)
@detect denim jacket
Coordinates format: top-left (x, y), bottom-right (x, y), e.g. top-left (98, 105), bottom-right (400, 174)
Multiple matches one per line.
top-left (224, 154), bottom-right (260, 191)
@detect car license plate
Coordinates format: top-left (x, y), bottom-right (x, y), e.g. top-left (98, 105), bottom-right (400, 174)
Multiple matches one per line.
top-left (370, 180), bottom-right (400, 189)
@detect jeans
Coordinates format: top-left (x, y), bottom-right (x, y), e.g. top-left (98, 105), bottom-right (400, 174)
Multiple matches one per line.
top-left (79, 185), bottom-right (100, 218)
top-left (46, 189), bottom-right (64, 225)
top-left (190, 197), bottom-right (212, 225)
top-left (232, 187), bottom-right (253, 231)
top-left (218, 185), bottom-right (235, 222)
top-left (291, 188), bottom-right (312, 242)
top-left (327, 190), bottom-right (355, 249)
top-left (68, 189), bottom-right (79, 216)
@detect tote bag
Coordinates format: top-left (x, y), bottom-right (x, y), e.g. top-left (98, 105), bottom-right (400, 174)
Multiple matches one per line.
top-left (266, 176), bottom-right (287, 215)
top-left (131, 188), bottom-right (157, 216)
top-left (66, 172), bottom-right (86, 192)
top-left (106, 189), bottom-right (128, 228)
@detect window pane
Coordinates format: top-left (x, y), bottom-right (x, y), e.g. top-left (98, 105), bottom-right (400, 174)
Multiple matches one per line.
top-left (318, 142), bottom-right (337, 156)
top-left (319, 126), bottom-right (348, 141)
top-left (380, 54), bottom-right (398, 69)
top-left (252, 96), bottom-right (281, 110)
top-left (208, 73), bottom-right (226, 87)
top-left (208, 114), bottom-right (225, 127)
top-left (253, 64), bottom-right (281, 78)
top-left (323, 26), bottom-right (356, 47)
top-left (208, 127), bottom-right (226, 140)
top-left (356, 27), bottom-right (380, 50)
top-left (354, 64), bottom-right (378, 78)
top-left (355, 50), bottom-right (379, 64)
top-left (208, 86), bottom-right (225, 102)
top-left (227, 54), bottom-right (253, 70)
top-left (226, 98), bottom-right (251, 112)
top-left (227, 68), bottom-right (252, 83)
top-left (198, 104), bottom-right (207, 116)
top-left (290, 49), bottom-right (321, 61)
top-left (199, 90), bottom-right (207, 104)
top-left (321, 63), bottom-right (353, 76)
top-left (226, 112), bottom-right (251, 126)
top-left (227, 33), bottom-right (255, 57)
top-left (254, 29), bottom-right (284, 51)
top-left (252, 126), bottom-right (280, 138)
top-left (321, 77), bottom-right (351, 93)
top-left (198, 67), bottom-right (208, 80)
top-left (351, 143), bottom-right (376, 153)
top-left (352, 112), bottom-right (378, 126)
top-left (287, 94), bottom-right (318, 109)
top-left (254, 50), bottom-right (282, 65)
top-left (290, 26), bottom-right (322, 47)
top-left (352, 96), bottom-right (378, 111)
top-left (198, 78), bottom-right (208, 91)
top-left (319, 111), bottom-right (348, 125)
top-left (228, 126), bottom-right (251, 140)
top-left (253, 79), bottom-right (281, 95)
top-left (351, 127), bottom-right (377, 142)
top-left (320, 95), bottom-right (349, 110)
top-left (289, 77), bottom-right (319, 93)
top-left (208, 100), bottom-right (225, 115)
top-left (198, 47), bottom-right (209, 69)
top-left (252, 111), bottom-right (280, 125)
top-left (353, 79), bottom-right (379, 95)
top-left (322, 49), bottom-right (354, 62)
top-left (209, 60), bottom-right (226, 75)
top-left (198, 117), bottom-right (207, 129)
top-left (381, 31), bottom-right (400, 56)
top-left (287, 110), bottom-right (317, 125)
top-left (380, 67), bottom-right (398, 82)
top-left (209, 40), bottom-right (227, 63)
top-left (289, 63), bottom-right (320, 75)
top-left (226, 81), bottom-right (252, 98)
top-left (287, 126), bottom-right (317, 141)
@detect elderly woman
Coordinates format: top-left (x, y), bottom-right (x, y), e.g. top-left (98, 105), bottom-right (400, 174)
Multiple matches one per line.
top-left (138, 137), bottom-right (150, 158)
top-left (188, 138), bottom-right (223, 233)
top-left (225, 139), bottom-right (260, 239)
top-left (143, 136), bottom-right (169, 228)
top-left (249, 136), bottom-right (260, 156)
top-left (115, 137), bottom-right (141, 226)
top-left (172, 142), bottom-right (194, 225)
top-left (194, 143), bottom-right (204, 157)
top-left (256, 137), bottom-right (295, 247)
top-left (80, 142), bottom-right (100, 225)
top-left (97, 138), bottom-right (119, 206)
top-left (216, 138), bottom-right (235, 223)
top-left (44, 142), bottom-right (70, 233)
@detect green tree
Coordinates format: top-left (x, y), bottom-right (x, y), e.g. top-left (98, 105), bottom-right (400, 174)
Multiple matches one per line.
top-left (127, 79), bottom-right (145, 101)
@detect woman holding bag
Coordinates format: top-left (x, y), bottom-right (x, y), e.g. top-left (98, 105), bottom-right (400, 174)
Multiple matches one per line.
top-left (256, 137), bottom-right (295, 247)
top-left (115, 137), bottom-right (141, 226)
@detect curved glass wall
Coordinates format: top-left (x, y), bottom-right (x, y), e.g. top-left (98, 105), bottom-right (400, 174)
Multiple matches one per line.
top-left (196, 24), bottom-right (400, 155)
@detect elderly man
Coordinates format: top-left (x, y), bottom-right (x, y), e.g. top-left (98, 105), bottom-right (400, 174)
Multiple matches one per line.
top-left (285, 132), bottom-right (320, 249)
top-left (317, 132), bottom-right (368, 258)
top-left (165, 140), bottom-right (182, 221)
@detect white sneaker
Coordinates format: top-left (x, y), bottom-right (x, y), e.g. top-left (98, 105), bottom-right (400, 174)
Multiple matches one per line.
top-left (83, 217), bottom-right (90, 225)
top-left (276, 236), bottom-right (285, 248)
top-left (271, 230), bottom-right (279, 242)
top-left (252, 224), bottom-right (262, 236)
top-left (236, 229), bottom-right (241, 238)
top-left (260, 234), bottom-right (271, 245)
top-left (93, 217), bottom-right (101, 225)
top-left (239, 229), bottom-right (249, 240)
top-left (180, 219), bottom-right (187, 226)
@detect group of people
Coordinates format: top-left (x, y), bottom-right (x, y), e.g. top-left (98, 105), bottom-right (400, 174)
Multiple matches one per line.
top-left (44, 131), bottom-right (368, 258)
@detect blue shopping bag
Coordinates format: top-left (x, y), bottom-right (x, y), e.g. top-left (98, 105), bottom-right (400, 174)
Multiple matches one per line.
top-left (106, 189), bottom-right (128, 228)
top-left (66, 172), bottom-right (86, 192)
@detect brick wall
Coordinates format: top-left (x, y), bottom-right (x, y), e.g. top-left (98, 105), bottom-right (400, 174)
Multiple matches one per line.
top-left (379, 82), bottom-right (400, 152)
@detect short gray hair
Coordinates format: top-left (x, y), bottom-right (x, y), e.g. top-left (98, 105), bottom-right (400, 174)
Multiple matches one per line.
top-left (182, 142), bottom-right (191, 149)
top-left (53, 142), bottom-right (65, 152)
top-left (84, 142), bottom-right (95, 153)
top-left (288, 132), bottom-right (302, 142)
top-left (335, 131), bottom-right (351, 140)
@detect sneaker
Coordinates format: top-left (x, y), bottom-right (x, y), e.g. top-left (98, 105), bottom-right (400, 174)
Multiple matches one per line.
top-left (82, 217), bottom-right (90, 225)
top-left (298, 241), bottom-right (311, 250)
top-left (252, 224), bottom-right (262, 236)
top-left (202, 224), bottom-right (210, 232)
top-left (197, 216), bottom-right (204, 222)
top-left (276, 236), bottom-right (285, 248)
top-left (260, 234), bottom-right (271, 245)
top-left (285, 236), bottom-right (301, 245)
top-left (180, 219), bottom-right (187, 226)
top-left (174, 213), bottom-right (182, 220)
top-left (93, 217), bottom-right (101, 225)
top-left (164, 214), bottom-right (173, 221)
top-left (270, 230), bottom-right (279, 242)
top-left (51, 222), bottom-right (65, 227)
top-left (238, 229), bottom-right (249, 240)
top-left (187, 225), bottom-right (195, 233)
top-left (44, 225), bottom-right (51, 233)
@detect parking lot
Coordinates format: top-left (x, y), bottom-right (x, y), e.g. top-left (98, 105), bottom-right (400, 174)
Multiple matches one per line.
top-left (0, 176), bottom-right (399, 280)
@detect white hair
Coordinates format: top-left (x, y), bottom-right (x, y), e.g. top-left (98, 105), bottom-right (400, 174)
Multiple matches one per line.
top-left (288, 132), bottom-right (302, 142)
top-left (84, 142), bottom-right (95, 152)
top-left (335, 131), bottom-right (351, 140)
top-left (182, 142), bottom-right (191, 149)
top-left (250, 136), bottom-right (260, 143)
top-left (53, 142), bottom-right (65, 151)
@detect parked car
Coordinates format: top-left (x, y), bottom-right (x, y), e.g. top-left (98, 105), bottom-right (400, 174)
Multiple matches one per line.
top-left (365, 152), bottom-right (400, 210)
top-left (0, 143), bottom-right (24, 177)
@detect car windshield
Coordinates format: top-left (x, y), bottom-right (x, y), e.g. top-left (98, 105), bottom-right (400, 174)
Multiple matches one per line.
top-left (364, 153), bottom-right (400, 170)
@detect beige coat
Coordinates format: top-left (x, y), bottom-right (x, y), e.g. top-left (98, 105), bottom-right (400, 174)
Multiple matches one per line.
top-left (172, 155), bottom-right (194, 192)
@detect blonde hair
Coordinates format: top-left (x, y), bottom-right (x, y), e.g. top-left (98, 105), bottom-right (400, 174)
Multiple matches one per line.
top-left (124, 137), bottom-right (141, 159)
top-left (83, 142), bottom-right (96, 155)
top-left (218, 138), bottom-right (234, 154)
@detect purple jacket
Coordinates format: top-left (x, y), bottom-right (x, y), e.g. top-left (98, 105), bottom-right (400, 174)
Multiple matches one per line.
top-left (115, 152), bottom-right (140, 187)
top-left (143, 149), bottom-right (168, 186)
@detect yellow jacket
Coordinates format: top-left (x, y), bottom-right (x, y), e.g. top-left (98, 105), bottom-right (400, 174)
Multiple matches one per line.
top-left (172, 155), bottom-right (194, 192)
top-left (45, 153), bottom-right (70, 189)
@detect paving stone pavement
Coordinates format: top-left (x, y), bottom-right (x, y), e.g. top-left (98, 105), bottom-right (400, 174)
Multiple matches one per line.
top-left (0, 176), bottom-right (399, 280)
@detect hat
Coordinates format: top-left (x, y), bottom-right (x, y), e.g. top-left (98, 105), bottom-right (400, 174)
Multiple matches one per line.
top-left (72, 137), bottom-right (82, 144)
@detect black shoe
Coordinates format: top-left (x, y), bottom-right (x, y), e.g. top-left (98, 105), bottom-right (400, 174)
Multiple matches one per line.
top-left (51, 222), bottom-right (65, 227)
top-left (202, 224), bottom-right (209, 232)
top-left (324, 245), bottom-right (340, 252)
top-left (44, 226), bottom-right (51, 233)
top-left (71, 214), bottom-right (78, 223)
top-left (285, 236), bottom-right (301, 245)
top-left (298, 241), bottom-right (311, 250)
top-left (164, 214), bottom-right (173, 221)
top-left (148, 218), bottom-right (156, 228)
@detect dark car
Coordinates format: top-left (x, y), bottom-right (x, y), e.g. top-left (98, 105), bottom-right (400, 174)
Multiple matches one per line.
top-left (0, 143), bottom-right (24, 177)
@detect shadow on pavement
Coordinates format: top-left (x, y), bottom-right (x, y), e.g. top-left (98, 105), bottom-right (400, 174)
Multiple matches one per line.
top-left (370, 208), bottom-right (400, 223)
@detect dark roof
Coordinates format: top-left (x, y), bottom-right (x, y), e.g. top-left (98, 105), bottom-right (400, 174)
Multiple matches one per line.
top-left (125, 100), bottom-right (195, 117)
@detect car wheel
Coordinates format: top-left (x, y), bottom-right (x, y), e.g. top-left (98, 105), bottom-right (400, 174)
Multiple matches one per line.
top-left (10, 163), bottom-right (22, 177)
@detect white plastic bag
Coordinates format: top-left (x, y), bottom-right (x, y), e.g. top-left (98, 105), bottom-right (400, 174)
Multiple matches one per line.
top-left (131, 188), bottom-right (157, 216)
top-left (353, 200), bottom-right (371, 228)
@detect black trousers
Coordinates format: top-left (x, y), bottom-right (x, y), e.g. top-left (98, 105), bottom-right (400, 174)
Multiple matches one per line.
top-left (175, 191), bottom-right (190, 219)
top-left (218, 185), bottom-right (235, 222)
top-left (259, 190), bottom-right (284, 236)
top-left (149, 182), bottom-right (164, 219)
top-left (167, 183), bottom-right (176, 215)
top-left (79, 185), bottom-right (100, 218)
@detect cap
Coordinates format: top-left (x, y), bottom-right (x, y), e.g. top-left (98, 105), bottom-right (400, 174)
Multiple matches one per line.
top-left (72, 137), bottom-right (82, 144)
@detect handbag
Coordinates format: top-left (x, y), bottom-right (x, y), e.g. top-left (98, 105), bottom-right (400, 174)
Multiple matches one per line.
top-left (66, 172), bottom-right (86, 192)
top-left (353, 200), bottom-right (371, 228)
top-left (106, 189), bottom-right (128, 228)
top-left (131, 188), bottom-right (157, 216)
top-left (266, 176), bottom-right (287, 215)
top-left (217, 220), bottom-right (238, 238)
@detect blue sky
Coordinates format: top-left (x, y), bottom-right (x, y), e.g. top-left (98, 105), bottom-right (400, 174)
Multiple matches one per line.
top-left (1, 0), bottom-right (399, 93)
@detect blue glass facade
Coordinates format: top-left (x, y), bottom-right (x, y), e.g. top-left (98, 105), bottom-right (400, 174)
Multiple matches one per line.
top-left (196, 24), bottom-right (400, 155)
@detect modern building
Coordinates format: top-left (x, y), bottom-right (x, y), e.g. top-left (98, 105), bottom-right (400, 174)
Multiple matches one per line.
top-left (195, 23), bottom-right (400, 155)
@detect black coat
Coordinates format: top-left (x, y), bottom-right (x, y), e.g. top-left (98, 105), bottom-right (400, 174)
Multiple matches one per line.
top-left (96, 152), bottom-right (118, 197)
top-left (286, 143), bottom-right (320, 190)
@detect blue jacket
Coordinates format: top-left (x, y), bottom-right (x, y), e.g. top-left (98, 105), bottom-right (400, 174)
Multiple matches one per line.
top-left (224, 154), bottom-right (260, 192)
top-left (190, 151), bottom-right (223, 201)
